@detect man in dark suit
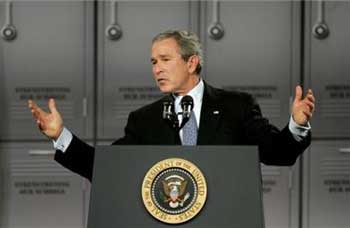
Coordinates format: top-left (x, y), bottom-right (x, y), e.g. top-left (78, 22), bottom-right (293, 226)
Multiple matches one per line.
top-left (28, 30), bottom-right (315, 182)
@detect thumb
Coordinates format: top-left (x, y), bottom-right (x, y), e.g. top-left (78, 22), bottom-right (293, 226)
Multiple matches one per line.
top-left (48, 98), bottom-right (58, 114)
top-left (294, 85), bottom-right (303, 102)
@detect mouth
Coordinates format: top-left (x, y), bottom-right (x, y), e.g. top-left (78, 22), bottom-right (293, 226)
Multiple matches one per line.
top-left (157, 78), bottom-right (168, 83)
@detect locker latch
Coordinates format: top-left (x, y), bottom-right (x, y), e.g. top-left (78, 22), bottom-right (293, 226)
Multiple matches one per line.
top-left (105, 0), bottom-right (122, 41)
top-left (1, 0), bottom-right (17, 41)
top-left (312, 0), bottom-right (330, 40)
top-left (208, 0), bottom-right (224, 40)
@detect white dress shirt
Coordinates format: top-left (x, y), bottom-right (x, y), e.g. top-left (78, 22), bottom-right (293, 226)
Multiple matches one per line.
top-left (174, 79), bottom-right (204, 143)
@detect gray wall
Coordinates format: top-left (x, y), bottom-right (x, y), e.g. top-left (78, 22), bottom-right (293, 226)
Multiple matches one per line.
top-left (0, 1), bottom-right (349, 228)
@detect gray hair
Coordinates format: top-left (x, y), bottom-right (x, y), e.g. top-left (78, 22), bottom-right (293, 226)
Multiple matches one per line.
top-left (152, 30), bottom-right (203, 74)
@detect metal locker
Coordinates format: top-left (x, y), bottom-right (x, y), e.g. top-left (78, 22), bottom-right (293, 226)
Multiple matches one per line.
top-left (0, 142), bottom-right (86, 228)
top-left (201, 1), bottom-right (302, 227)
top-left (0, 143), bottom-right (4, 228)
top-left (200, 0), bottom-right (302, 130)
top-left (303, 141), bottom-right (350, 228)
top-left (0, 0), bottom-right (94, 140)
top-left (261, 162), bottom-right (300, 228)
top-left (83, 179), bottom-right (91, 228)
top-left (304, 1), bottom-right (350, 138)
top-left (97, 0), bottom-right (199, 139)
top-left (0, 2), bottom-right (6, 143)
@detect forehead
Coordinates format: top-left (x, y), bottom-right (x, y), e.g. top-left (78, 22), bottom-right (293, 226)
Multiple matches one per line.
top-left (151, 38), bottom-right (181, 56)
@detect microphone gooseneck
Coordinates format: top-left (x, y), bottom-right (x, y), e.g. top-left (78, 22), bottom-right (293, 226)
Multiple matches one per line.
top-left (162, 97), bottom-right (173, 120)
top-left (180, 95), bottom-right (194, 128)
top-left (162, 95), bottom-right (195, 131)
top-left (162, 96), bottom-right (179, 130)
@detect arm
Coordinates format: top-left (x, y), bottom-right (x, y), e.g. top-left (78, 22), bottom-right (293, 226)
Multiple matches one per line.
top-left (243, 86), bottom-right (315, 166)
top-left (28, 99), bottom-right (94, 180)
top-left (54, 134), bottom-right (95, 181)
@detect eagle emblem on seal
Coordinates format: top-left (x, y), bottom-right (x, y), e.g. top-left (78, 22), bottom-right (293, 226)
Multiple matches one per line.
top-left (162, 175), bottom-right (190, 208)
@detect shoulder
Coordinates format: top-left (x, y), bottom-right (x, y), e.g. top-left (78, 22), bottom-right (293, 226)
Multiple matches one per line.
top-left (205, 83), bottom-right (255, 105)
top-left (128, 95), bottom-right (168, 117)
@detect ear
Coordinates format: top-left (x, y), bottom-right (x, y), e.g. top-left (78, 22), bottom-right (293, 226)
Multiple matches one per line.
top-left (187, 55), bottom-right (200, 74)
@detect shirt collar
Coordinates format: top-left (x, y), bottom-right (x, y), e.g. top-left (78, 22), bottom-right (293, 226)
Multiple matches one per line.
top-left (173, 78), bottom-right (204, 103)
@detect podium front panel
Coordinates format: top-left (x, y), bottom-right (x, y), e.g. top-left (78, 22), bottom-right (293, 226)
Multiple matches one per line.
top-left (88, 145), bottom-right (264, 228)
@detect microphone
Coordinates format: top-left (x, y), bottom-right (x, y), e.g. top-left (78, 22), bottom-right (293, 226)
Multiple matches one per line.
top-left (162, 96), bottom-right (179, 129)
top-left (180, 95), bottom-right (194, 128)
top-left (162, 96), bottom-right (174, 120)
top-left (181, 95), bottom-right (194, 118)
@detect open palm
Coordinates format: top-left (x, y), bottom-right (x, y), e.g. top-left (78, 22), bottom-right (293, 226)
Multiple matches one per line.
top-left (28, 98), bottom-right (63, 140)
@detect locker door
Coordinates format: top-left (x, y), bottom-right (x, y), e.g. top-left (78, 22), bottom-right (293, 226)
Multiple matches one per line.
top-left (0, 142), bottom-right (86, 228)
top-left (303, 141), bottom-right (350, 228)
top-left (97, 0), bottom-right (199, 139)
top-left (201, 1), bottom-right (301, 129)
top-left (0, 143), bottom-right (4, 227)
top-left (262, 163), bottom-right (300, 228)
top-left (0, 1), bottom-right (94, 140)
top-left (201, 1), bottom-right (301, 227)
top-left (304, 1), bottom-right (350, 137)
top-left (0, 2), bottom-right (7, 143)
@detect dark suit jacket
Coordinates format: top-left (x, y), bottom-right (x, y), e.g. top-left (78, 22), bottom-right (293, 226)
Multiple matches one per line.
top-left (55, 83), bottom-right (311, 181)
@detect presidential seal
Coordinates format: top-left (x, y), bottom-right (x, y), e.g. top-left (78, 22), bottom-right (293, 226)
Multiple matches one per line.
top-left (141, 158), bottom-right (207, 224)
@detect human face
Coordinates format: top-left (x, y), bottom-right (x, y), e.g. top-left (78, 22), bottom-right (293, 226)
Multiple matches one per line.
top-left (151, 38), bottom-right (199, 95)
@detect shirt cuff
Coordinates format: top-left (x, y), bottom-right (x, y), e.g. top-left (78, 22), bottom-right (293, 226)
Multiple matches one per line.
top-left (52, 127), bottom-right (73, 153)
top-left (288, 115), bottom-right (311, 141)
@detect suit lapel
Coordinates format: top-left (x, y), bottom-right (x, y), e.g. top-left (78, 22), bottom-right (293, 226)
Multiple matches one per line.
top-left (197, 83), bottom-right (222, 145)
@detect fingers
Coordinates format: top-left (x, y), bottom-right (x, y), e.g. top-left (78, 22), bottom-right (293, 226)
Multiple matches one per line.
top-left (28, 100), bottom-right (41, 119)
top-left (302, 89), bottom-right (315, 113)
top-left (306, 89), bottom-right (315, 104)
top-left (28, 99), bottom-right (48, 122)
top-left (294, 85), bottom-right (303, 101)
top-left (303, 100), bottom-right (315, 113)
top-left (302, 110), bottom-right (313, 120)
top-left (36, 119), bottom-right (44, 131)
top-left (48, 98), bottom-right (58, 114)
top-left (28, 99), bottom-right (42, 113)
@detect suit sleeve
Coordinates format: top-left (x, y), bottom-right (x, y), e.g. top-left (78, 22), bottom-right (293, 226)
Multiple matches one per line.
top-left (242, 94), bottom-right (311, 166)
top-left (55, 135), bottom-right (95, 181)
top-left (54, 111), bottom-right (140, 182)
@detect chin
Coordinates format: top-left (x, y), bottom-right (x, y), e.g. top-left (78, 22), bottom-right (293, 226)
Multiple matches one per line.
top-left (158, 86), bottom-right (174, 94)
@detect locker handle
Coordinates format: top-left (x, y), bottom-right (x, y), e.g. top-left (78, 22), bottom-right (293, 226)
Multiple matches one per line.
top-left (208, 0), bottom-right (224, 40)
top-left (105, 0), bottom-right (122, 41)
top-left (28, 150), bottom-right (55, 156)
top-left (312, 0), bottom-right (329, 39)
top-left (288, 169), bottom-right (293, 190)
top-left (1, 0), bottom-right (17, 41)
top-left (83, 97), bottom-right (87, 117)
top-left (339, 148), bottom-right (350, 153)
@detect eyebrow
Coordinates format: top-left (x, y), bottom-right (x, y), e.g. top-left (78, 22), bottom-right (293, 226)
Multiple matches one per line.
top-left (150, 54), bottom-right (172, 62)
top-left (158, 54), bottom-right (170, 58)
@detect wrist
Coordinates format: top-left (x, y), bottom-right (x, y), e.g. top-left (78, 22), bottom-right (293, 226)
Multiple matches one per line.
top-left (53, 126), bottom-right (64, 141)
top-left (291, 114), bottom-right (307, 126)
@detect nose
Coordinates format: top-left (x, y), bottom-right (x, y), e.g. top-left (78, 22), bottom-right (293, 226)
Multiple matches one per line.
top-left (153, 63), bottom-right (162, 75)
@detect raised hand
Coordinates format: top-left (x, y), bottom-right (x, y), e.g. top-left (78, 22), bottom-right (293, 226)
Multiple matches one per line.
top-left (28, 98), bottom-right (63, 140)
top-left (292, 85), bottom-right (315, 126)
